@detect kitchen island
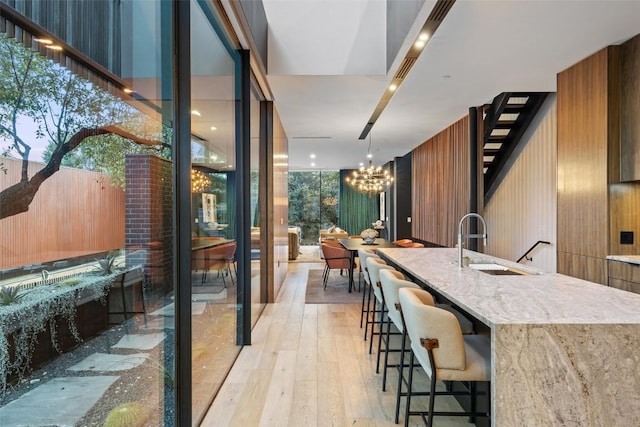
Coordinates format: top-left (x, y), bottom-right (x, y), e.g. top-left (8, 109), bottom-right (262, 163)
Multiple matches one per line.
top-left (377, 247), bottom-right (640, 427)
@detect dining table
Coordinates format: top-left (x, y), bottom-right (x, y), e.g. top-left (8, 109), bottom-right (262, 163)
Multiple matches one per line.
top-left (338, 238), bottom-right (397, 292)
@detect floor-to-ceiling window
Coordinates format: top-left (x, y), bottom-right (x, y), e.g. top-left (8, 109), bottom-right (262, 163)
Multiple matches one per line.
top-left (0, 1), bottom-right (251, 425)
top-left (0, 1), bottom-right (177, 424)
top-left (188, 1), bottom-right (244, 422)
top-left (288, 171), bottom-right (340, 244)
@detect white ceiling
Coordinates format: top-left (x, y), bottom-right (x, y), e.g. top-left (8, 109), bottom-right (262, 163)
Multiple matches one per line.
top-left (261, 0), bottom-right (640, 171)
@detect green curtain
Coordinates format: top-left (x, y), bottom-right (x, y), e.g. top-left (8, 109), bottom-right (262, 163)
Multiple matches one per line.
top-left (338, 169), bottom-right (379, 236)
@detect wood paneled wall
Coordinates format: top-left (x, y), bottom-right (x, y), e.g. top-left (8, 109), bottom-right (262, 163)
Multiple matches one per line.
top-left (483, 96), bottom-right (557, 271)
top-left (620, 33), bottom-right (640, 182)
top-left (610, 182), bottom-right (640, 255)
top-left (272, 106), bottom-right (288, 300)
top-left (412, 116), bottom-right (470, 247)
top-left (557, 46), bottom-right (619, 285)
top-left (0, 158), bottom-right (125, 269)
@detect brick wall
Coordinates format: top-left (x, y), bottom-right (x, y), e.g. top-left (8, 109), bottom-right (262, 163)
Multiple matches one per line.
top-left (125, 154), bottom-right (173, 293)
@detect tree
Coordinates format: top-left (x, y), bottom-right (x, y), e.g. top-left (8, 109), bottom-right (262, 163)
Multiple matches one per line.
top-left (288, 171), bottom-right (340, 243)
top-left (0, 33), bottom-right (165, 220)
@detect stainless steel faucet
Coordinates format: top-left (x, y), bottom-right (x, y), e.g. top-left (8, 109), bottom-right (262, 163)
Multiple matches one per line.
top-left (458, 213), bottom-right (488, 267)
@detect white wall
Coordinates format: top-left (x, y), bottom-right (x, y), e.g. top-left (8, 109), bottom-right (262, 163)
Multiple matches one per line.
top-left (484, 95), bottom-right (557, 272)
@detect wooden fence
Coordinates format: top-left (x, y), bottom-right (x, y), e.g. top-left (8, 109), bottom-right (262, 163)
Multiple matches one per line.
top-left (0, 157), bottom-right (125, 270)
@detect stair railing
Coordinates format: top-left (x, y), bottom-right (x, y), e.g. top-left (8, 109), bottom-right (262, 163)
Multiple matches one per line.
top-left (517, 240), bottom-right (551, 263)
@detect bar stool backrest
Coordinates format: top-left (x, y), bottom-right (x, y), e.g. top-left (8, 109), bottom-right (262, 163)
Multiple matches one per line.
top-left (358, 249), bottom-right (380, 286)
top-left (399, 287), bottom-right (466, 374)
top-left (366, 257), bottom-right (395, 303)
top-left (379, 269), bottom-right (420, 331)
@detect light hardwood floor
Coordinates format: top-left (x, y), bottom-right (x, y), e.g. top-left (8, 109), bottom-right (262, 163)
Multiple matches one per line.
top-left (201, 262), bottom-right (476, 427)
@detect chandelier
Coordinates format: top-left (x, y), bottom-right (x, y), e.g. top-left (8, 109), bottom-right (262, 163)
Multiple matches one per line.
top-left (191, 169), bottom-right (212, 193)
top-left (345, 161), bottom-right (394, 196)
top-left (345, 133), bottom-right (394, 196)
top-left (323, 196), bottom-right (339, 206)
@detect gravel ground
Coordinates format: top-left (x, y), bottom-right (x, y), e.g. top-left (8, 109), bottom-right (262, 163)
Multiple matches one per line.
top-left (1, 307), bottom-right (175, 426)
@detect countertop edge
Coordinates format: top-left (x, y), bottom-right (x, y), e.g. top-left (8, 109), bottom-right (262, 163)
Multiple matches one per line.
top-left (607, 255), bottom-right (640, 265)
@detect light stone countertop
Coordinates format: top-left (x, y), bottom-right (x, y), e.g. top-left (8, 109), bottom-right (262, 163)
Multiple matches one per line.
top-left (378, 247), bottom-right (640, 426)
top-left (377, 247), bottom-right (640, 327)
top-left (607, 254), bottom-right (640, 265)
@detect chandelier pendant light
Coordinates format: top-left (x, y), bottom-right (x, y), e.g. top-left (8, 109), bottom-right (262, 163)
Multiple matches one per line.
top-left (345, 133), bottom-right (394, 196)
top-left (191, 168), bottom-right (212, 193)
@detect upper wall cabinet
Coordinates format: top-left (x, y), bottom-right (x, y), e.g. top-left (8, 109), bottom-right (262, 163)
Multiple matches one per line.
top-left (621, 34), bottom-right (640, 182)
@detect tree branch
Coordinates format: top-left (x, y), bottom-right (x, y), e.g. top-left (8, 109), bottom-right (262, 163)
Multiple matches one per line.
top-left (0, 125), bottom-right (163, 220)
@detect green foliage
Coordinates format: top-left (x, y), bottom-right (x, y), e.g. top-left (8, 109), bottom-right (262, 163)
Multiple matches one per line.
top-left (0, 32), bottom-right (170, 193)
top-left (288, 171), bottom-right (340, 243)
top-left (57, 277), bottom-right (82, 287)
top-left (0, 286), bottom-right (26, 305)
top-left (0, 270), bottom-right (124, 395)
top-left (95, 252), bottom-right (122, 276)
top-left (103, 402), bottom-right (148, 427)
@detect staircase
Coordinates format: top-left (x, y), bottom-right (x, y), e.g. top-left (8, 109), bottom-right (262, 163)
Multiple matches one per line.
top-left (482, 92), bottom-right (549, 202)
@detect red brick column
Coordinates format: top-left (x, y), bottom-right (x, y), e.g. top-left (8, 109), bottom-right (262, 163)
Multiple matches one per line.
top-left (125, 154), bottom-right (173, 293)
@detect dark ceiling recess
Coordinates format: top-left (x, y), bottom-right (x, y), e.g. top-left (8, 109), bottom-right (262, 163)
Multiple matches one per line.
top-left (482, 92), bottom-right (549, 201)
top-left (358, 0), bottom-right (457, 140)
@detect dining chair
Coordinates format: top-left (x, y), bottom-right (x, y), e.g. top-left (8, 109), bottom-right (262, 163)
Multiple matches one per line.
top-left (399, 287), bottom-right (491, 427)
top-left (223, 241), bottom-right (237, 286)
top-left (320, 242), bottom-right (351, 289)
top-left (204, 243), bottom-right (234, 287)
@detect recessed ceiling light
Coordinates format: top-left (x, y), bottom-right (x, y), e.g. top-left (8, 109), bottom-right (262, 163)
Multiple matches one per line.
top-left (310, 153), bottom-right (316, 159)
top-left (191, 110), bottom-right (201, 117)
top-left (359, 162), bottom-right (364, 167)
top-left (389, 84), bottom-right (397, 91)
top-left (311, 162), bottom-right (316, 167)
top-left (414, 40), bottom-right (425, 48)
top-left (123, 88), bottom-right (134, 94)
top-left (210, 126), bottom-right (217, 131)
top-left (419, 33), bottom-right (429, 41)
top-left (34, 38), bottom-right (53, 45)
top-left (367, 153), bottom-right (373, 159)
top-left (45, 45), bottom-right (63, 51)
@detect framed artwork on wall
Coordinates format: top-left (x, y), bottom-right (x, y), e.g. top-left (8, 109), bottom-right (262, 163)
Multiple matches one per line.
top-left (202, 193), bottom-right (216, 224)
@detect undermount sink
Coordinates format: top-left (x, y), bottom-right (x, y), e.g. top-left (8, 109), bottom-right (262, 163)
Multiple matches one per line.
top-left (468, 263), bottom-right (532, 276)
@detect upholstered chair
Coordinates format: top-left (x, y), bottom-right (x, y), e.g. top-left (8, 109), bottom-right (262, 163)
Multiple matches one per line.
top-left (393, 239), bottom-right (414, 247)
top-left (365, 257), bottom-right (396, 371)
top-left (358, 248), bottom-right (380, 331)
top-left (379, 269), bottom-right (421, 405)
top-left (320, 243), bottom-right (351, 289)
top-left (399, 287), bottom-right (491, 427)
top-left (205, 243), bottom-right (235, 287)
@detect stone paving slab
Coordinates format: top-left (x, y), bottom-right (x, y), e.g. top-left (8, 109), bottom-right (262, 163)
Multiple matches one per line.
top-left (0, 376), bottom-right (118, 426)
top-left (111, 332), bottom-right (166, 350)
top-left (192, 291), bottom-right (227, 301)
top-left (149, 302), bottom-right (207, 316)
top-left (67, 352), bottom-right (148, 372)
top-left (141, 317), bottom-right (175, 330)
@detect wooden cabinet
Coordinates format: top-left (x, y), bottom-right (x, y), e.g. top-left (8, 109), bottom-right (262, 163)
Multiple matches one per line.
top-left (557, 46), bottom-right (619, 285)
top-left (609, 260), bottom-right (640, 294)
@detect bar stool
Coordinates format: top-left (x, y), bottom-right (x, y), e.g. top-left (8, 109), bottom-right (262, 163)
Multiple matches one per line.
top-left (358, 248), bottom-right (380, 331)
top-left (379, 268), bottom-right (421, 420)
top-left (399, 287), bottom-right (491, 427)
top-left (379, 269), bottom-right (475, 422)
top-left (365, 257), bottom-right (397, 372)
